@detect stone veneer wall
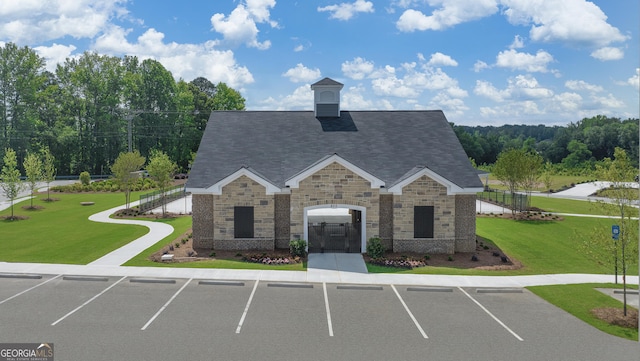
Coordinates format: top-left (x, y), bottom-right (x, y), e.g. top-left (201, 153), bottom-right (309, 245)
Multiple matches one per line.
top-left (454, 194), bottom-right (477, 252)
top-left (378, 194), bottom-right (394, 250)
top-left (192, 194), bottom-right (214, 249)
top-left (212, 175), bottom-right (275, 250)
top-left (289, 162), bottom-right (380, 244)
top-left (393, 175), bottom-right (456, 254)
top-left (274, 194), bottom-right (291, 249)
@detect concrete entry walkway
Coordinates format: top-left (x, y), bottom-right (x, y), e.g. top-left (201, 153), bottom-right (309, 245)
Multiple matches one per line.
top-left (306, 253), bottom-right (370, 284)
top-left (307, 253), bottom-right (368, 273)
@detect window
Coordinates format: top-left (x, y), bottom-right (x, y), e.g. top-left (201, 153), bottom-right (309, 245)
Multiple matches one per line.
top-left (234, 206), bottom-right (254, 238)
top-left (414, 206), bottom-right (434, 238)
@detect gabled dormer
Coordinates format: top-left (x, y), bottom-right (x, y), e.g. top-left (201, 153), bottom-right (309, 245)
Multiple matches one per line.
top-left (311, 78), bottom-right (343, 118)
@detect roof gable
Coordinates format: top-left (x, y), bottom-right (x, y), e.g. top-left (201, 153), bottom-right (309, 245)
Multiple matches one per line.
top-left (285, 154), bottom-right (384, 189)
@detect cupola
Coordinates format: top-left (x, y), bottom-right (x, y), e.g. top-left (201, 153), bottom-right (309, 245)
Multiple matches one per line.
top-left (310, 78), bottom-right (343, 118)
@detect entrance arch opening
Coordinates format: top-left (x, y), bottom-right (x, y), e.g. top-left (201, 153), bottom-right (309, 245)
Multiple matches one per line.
top-left (304, 205), bottom-right (366, 253)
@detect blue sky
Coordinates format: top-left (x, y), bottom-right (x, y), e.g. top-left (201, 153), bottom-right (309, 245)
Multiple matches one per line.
top-left (0, 0), bottom-right (637, 126)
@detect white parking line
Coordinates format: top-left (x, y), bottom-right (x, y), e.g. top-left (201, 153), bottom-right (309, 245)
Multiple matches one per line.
top-left (457, 287), bottom-right (524, 341)
top-left (0, 274), bottom-right (62, 306)
top-left (235, 279), bottom-right (260, 334)
top-left (323, 283), bottom-right (334, 337)
top-left (391, 285), bottom-right (428, 339)
top-left (52, 276), bottom-right (126, 326)
top-left (141, 278), bottom-right (193, 331)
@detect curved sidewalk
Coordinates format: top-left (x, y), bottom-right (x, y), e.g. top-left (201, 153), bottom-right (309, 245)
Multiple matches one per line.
top-left (87, 202), bottom-right (174, 266)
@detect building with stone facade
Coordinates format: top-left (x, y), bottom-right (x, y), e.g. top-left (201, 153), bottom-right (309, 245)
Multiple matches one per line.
top-left (186, 78), bottom-right (483, 254)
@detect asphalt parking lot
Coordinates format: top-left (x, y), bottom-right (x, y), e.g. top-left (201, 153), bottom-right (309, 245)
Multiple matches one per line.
top-left (0, 274), bottom-right (637, 361)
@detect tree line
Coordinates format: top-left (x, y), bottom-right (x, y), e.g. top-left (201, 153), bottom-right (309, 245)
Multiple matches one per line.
top-left (453, 115), bottom-right (639, 171)
top-left (0, 42), bottom-right (245, 176)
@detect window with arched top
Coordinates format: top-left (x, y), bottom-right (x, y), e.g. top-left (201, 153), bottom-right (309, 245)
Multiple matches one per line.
top-left (319, 90), bottom-right (335, 102)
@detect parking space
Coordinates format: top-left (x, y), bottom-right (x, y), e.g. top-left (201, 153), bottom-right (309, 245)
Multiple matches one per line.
top-left (0, 276), bottom-right (637, 360)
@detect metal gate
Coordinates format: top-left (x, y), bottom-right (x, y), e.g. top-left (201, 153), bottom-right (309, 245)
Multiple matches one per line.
top-left (308, 222), bottom-right (361, 253)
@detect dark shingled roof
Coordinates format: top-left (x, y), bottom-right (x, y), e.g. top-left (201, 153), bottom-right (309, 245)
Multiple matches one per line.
top-left (187, 110), bottom-right (482, 190)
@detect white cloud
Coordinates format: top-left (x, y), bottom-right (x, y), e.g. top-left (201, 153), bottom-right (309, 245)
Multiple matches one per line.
top-left (33, 43), bottom-right (78, 72)
top-left (548, 92), bottom-right (582, 112)
top-left (590, 93), bottom-right (625, 108)
top-left (341, 85), bottom-right (374, 109)
top-left (293, 44), bottom-right (304, 52)
top-left (509, 35), bottom-right (525, 49)
top-left (590, 47), bottom-right (624, 61)
top-left (318, 0), bottom-right (374, 21)
top-left (474, 80), bottom-right (507, 102)
top-left (473, 60), bottom-right (489, 72)
top-left (211, 0), bottom-right (277, 49)
top-left (474, 75), bottom-right (552, 103)
top-left (628, 68), bottom-right (639, 89)
top-left (342, 57), bottom-right (375, 80)
top-left (282, 64), bottom-right (321, 83)
top-left (564, 80), bottom-right (603, 93)
top-left (495, 49), bottom-right (554, 73)
top-left (260, 84), bottom-right (313, 110)
top-left (396, 0), bottom-right (498, 32)
top-left (501, 0), bottom-right (628, 48)
top-left (429, 92), bottom-right (469, 116)
top-left (427, 52), bottom-right (458, 67)
top-left (0, 0), bottom-right (128, 44)
top-left (508, 74), bottom-right (553, 99)
top-left (93, 27), bottom-right (254, 88)
top-left (368, 60), bottom-right (467, 102)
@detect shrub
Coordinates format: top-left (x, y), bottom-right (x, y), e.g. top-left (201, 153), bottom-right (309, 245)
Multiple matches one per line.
top-left (424, 254), bottom-right (431, 260)
top-left (447, 256), bottom-right (454, 262)
top-left (209, 251), bottom-right (216, 257)
top-left (366, 237), bottom-right (384, 259)
top-left (289, 239), bottom-right (307, 258)
top-left (79, 171), bottom-right (91, 186)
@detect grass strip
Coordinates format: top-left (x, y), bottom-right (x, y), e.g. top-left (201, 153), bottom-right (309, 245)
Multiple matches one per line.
top-left (528, 283), bottom-right (638, 341)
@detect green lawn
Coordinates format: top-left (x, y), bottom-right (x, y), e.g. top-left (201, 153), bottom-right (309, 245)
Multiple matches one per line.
top-left (368, 216), bottom-right (639, 276)
top-left (123, 217), bottom-right (305, 271)
top-left (0, 192), bottom-right (147, 264)
top-left (528, 283), bottom-right (638, 340)
top-left (487, 174), bottom-right (593, 192)
top-left (531, 195), bottom-right (639, 217)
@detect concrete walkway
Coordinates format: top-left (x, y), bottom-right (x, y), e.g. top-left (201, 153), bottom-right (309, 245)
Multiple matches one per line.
top-left (87, 202), bottom-right (174, 266)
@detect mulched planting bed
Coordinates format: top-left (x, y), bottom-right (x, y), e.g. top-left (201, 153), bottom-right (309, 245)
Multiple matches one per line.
top-left (591, 308), bottom-right (639, 329)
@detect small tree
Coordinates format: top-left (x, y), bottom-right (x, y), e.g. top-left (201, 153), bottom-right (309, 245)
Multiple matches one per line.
top-left (541, 161), bottom-right (553, 196)
top-left (591, 147), bottom-right (638, 316)
top-left (492, 148), bottom-right (528, 215)
top-left (146, 150), bottom-right (177, 217)
top-left (0, 148), bottom-right (24, 220)
top-left (111, 151), bottom-right (146, 208)
top-left (23, 151), bottom-right (43, 209)
top-left (41, 147), bottom-right (57, 201)
top-left (521, 151), bottom-right (543, 208)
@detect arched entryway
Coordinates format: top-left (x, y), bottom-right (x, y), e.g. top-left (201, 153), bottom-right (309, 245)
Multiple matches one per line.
top-left (304, 205), bottom-right (366, 253)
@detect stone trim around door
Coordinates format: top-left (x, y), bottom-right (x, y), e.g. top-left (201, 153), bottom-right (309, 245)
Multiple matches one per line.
top-left (303, 204), bottom-right (367, 253)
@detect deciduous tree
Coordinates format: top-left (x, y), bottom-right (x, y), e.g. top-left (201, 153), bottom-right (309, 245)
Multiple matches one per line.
top-left (111, 151), bottom-right (146, 208)
top-left (146, 150), bottom-right (177, 217)
top-left (0, 148), bottom-right (24, 219)
top-left (41, 147), bottom-right (56, 201)
top-left (23, 151), bottom-right (42, 209)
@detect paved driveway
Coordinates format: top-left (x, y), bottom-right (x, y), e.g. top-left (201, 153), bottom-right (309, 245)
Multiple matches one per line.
top-left (0, 275), bottom-right (636, 361)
